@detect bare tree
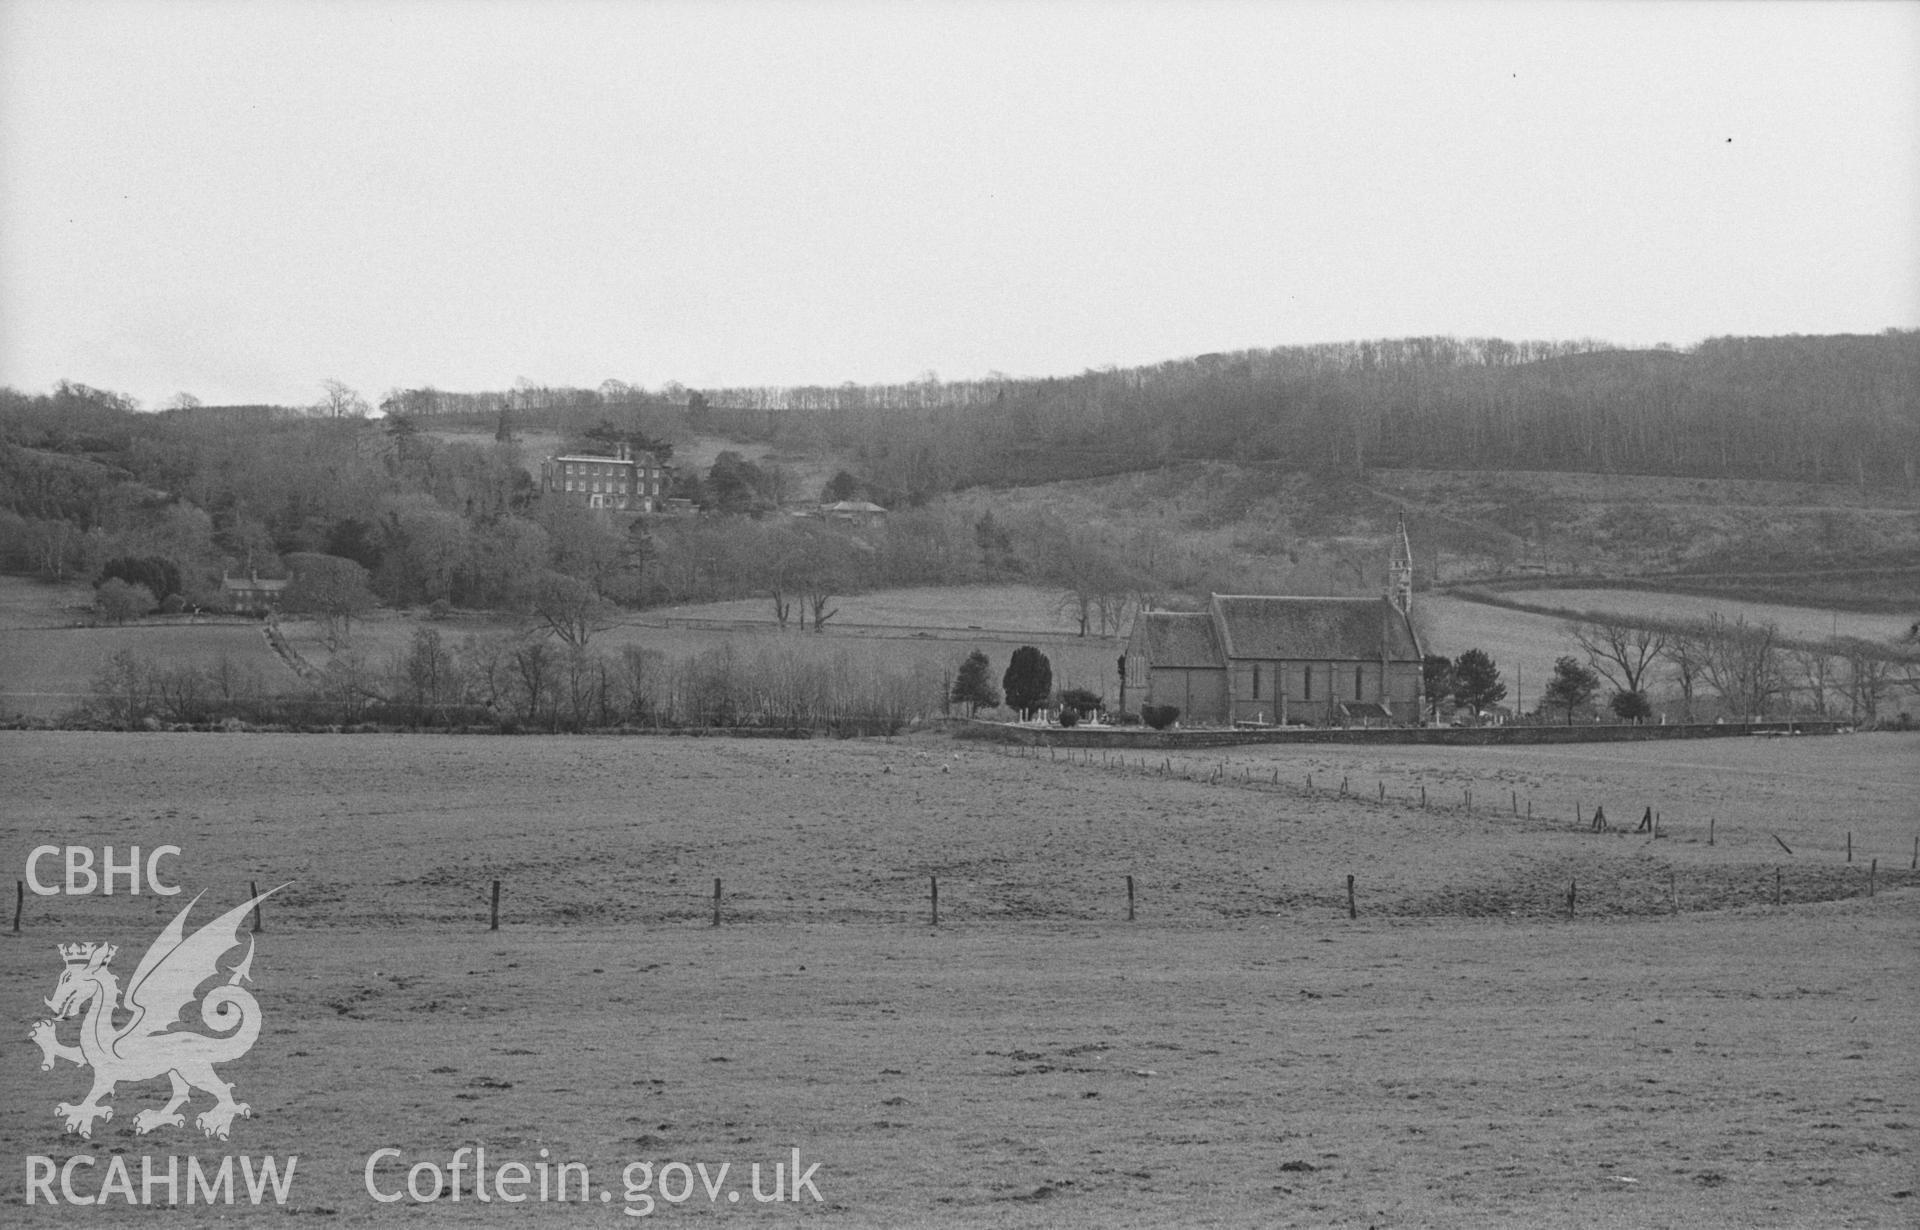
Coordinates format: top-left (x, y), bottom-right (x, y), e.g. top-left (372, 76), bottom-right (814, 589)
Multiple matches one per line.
top-left (88, 650), bottom-right (155, 727)
top-left (1569, 617), bottom-right (1666, 696)
top-left (394, 625), bottom-right (461, 724)
top-left (316, 379), bottom-right (370, 419)
top-left (1698, 614), bottom-right (1783, 720)
top-left (616, 645), bottom-right (665, 725)
top-left (794, 524), bottom-right (860, 632)
top-left (1661, 622), bottom-right (1711, 722)
top-left (1791, 645), bottom-right (1838, 715)
top-left (511, 638), bottom-right (558, 727)
top-left (1046, 534), bottom-right (1130, 638)
top-left (95, 578), bottom-right (154, 624)
top-left (529, 570), bottom-right (615, 650)
top-left (282, 553), bottom-right (377, 649)
top-left (1834, 637), bottom-right (1917, 723)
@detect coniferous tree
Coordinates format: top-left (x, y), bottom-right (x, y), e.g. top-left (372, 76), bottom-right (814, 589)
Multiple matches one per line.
top-left (1450, 649), bottom-right (1506, 712)
top-left (1544, 656), bottom-right (1601, 724)
top-left (1002, 646), bottom-right (1053, 717)
top-left (1421, 654), bottom-right (1455, 720)
top-left (1608, 689), bottom-right (1653, 723)
top-left (949, 650), bottom-right (1000, 715)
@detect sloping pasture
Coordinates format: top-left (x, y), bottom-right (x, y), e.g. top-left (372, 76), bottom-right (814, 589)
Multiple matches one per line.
top-left (1423, 589), bottom-right (1918, 718)
top-left (2, 730), bottom-right (1914, 1225)
top-left (1493, 587), bottom-right (1913, 645)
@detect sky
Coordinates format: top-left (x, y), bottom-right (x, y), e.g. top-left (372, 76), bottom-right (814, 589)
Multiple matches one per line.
top-left (1, 0), bottom-right (1915, 409)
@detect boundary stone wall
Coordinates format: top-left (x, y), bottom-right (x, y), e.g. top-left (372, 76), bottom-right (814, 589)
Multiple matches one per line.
top-left (962, 718), bottom-right (1856, 750)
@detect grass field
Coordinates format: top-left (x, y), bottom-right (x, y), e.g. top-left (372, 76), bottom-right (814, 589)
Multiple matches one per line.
top-left (1423, 590), bottom-right (1919, 719)
top-left (14, 560), bottom-right (1911, 725)
top-left (278, 584), bottom-right (1127, 710)
top-left (277, 581), bottom-right (1699, 726)
top-left (0, 577), bottom-right (297, 720)
top-left (3, 730), bottom-right (1915, 1226)
top-left (1493, 588), bottom-right (1915, 646)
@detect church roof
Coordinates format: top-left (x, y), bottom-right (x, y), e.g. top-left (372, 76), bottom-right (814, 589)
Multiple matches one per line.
top-left (1209, 594), bottom-right (1422, 662)
top-left (1126, 611), bottom-right (1225, 669)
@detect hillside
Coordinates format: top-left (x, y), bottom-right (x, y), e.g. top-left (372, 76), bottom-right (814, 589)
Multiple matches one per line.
top-left (957, 464), bottom-right (1920, 609)
top-left (4, 337), bottom-right (1918, 705)
top-left (696, 331), bottom-right (1920, 498)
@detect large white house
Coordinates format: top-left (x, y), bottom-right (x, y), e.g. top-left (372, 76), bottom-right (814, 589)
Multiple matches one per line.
top-left (539, 441), bottom-right (666, 512)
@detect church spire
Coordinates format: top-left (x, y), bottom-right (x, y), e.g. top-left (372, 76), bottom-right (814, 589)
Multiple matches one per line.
top-left (1388, 515), bottom-right (1413, 615)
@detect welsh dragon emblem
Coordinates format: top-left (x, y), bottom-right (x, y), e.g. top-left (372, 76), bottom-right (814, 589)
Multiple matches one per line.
top-left (30, 886), bottom-right (284, 1140)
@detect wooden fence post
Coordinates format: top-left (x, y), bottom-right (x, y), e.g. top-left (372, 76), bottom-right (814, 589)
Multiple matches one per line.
top-left (1846, 832), bottom-right (1852, 863)
top-left (1420, 785), bottom-right (1427, 809)
top-left (1774, 867), bottom-right (1782, 906)
top-left (1346, 874), bottom-right (1356, 920)
top-left (489, 879), bottom-right (500, 931)
top-left (1127, 874), bottom-right (1135, 922)
top-left (1869, 859), bottom-right (1876, 898)
top-left (712, 878), bottom-right (722, 927)
top-left (1566, 879), bottom-right (1576, 918)
top-left (931, 876), bottom-right (939, 927)
top-left (11, 880), bottom-right (21, 934)
top-left (1709, 816), bottom-right (1715, 846)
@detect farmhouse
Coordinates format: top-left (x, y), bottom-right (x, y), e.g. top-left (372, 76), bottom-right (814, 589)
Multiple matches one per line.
top-left (1124, 594), bottom-right (1425, 726)
top-left (539, 441), bottom-right (666, 511)
top-left (822, 499), bottom-right (888, 526)
top-left (220, 568), bottom-right (289, 615)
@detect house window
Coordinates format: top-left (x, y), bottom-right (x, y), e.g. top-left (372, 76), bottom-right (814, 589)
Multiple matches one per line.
top-left (1252, 665), bottom-right (1261, 699)
top-left (1303, 666), bottom-right (1312, 701)
top-left (1356, 666), bottom-right (1364, 700)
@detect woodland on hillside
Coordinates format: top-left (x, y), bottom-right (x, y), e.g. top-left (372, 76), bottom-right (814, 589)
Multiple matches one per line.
top-left (717, 331), bottom-right (1919, 501)
top-left (0, 381), bottom-right (1151, 628)
top-left (2, 332), bottom-right (1916, 640)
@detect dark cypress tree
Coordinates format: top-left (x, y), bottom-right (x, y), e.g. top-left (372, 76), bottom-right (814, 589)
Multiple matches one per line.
top-left (1001, 646), bottom-right (1053, 717)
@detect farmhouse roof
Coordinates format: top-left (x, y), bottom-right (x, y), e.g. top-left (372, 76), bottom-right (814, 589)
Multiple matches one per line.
top-left (1209, 595), bottom-right (1421, 662)
top-left (1128, 611), bottom-right (1225, 669)
top-left (221, 572), bottom-right (289, 593)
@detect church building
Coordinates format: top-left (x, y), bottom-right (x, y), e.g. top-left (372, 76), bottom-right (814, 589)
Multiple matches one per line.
top-left (1121, 523), bottom-right (1425, 726)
